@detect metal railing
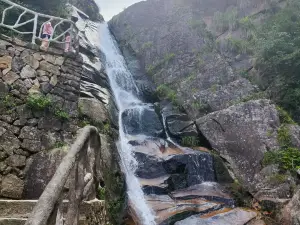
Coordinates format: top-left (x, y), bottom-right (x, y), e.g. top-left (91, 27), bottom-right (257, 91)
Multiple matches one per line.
top-left (25, 126), bottom-right (102, 225)
top-left (0, 0), bottom-right (79, 47)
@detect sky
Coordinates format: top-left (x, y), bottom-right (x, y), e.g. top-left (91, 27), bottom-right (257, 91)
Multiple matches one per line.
top-left (95, 0), bottom-right (143, 21)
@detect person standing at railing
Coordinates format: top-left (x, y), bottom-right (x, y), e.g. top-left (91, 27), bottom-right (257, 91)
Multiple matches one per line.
top-left (64, 32), bottom-right (71, 53)
top-left (40, 22), bottom-right (53, 50)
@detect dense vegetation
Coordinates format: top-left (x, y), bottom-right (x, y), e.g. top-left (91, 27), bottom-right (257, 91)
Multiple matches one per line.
top-left (209, 0), bottom-right (300, 122)
top-left (252, 0), bottom-right (300, 122)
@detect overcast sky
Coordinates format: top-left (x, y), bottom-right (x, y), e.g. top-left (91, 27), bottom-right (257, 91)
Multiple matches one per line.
top-left (95, 0), bottom-right (143, 21)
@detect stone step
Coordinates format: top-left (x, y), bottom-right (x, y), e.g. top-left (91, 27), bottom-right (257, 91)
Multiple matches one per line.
top-left (0, 218), bottom-right (86, 225)
top-left (0, 199), bottom-right (107, 224)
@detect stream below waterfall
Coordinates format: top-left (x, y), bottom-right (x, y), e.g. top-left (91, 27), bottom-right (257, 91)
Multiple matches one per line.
top-left (98, 22), bottom-right (257, 225)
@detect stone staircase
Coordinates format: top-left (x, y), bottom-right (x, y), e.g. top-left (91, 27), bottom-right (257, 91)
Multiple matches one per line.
top-left (0, 199), bottom-right (106, 225)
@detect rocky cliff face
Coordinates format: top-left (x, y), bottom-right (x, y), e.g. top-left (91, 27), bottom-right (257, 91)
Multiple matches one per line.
top-left (0, 5), bottom-right (125, 224)
top-left (109, 0), bottom-right (300, 223)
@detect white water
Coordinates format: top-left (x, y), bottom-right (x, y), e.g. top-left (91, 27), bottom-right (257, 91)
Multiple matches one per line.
top-left (99, 23), bottom-right (156, 225)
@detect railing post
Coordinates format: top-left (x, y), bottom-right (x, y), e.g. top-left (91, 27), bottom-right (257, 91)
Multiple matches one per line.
top-left (32, 14), bottom-right (38, 44)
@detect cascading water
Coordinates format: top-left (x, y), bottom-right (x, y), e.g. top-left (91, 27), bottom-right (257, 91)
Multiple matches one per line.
top-left (99, 23), bottom-right (156, 225)
top-left (96, 21), bottom-right (256, 225)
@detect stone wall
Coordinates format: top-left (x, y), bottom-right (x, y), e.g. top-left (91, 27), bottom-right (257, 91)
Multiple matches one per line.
top-left (0, 39), bottom-right (83, 199)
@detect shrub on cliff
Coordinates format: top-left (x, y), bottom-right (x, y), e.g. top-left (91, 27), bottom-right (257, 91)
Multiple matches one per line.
top-left (250, 0), bottom-right (300, 122)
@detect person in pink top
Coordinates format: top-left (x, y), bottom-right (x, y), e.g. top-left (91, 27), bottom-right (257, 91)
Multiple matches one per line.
top-left (41, 22), bottom-right (53, 50)
top-left (64, 32), bottom-right (71, 53)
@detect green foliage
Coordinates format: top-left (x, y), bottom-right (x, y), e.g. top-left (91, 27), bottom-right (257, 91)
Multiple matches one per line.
top-left (268, 173), bottom-right (287, 185)
top-left (210, 84), bottom-right (218, 93)
top-left (26, 94), bottom-right (70, 120)
top-left (229, 179), bottom-right (252, 207)
top-left (54, 141), bottom-right (67, 148)
top-left (213, 7), bottom-right (239, 32)
top-left (264, 147), bottom-right (300, 171)
top-left (1, 94), bottom-right (16, 111)
top-left (156, 84), bottom-right (178, 105)
top-left (26, 94), bottom-right (52, 111)
top-left (276, 106), bottom-right (296, 124)
top-left (239, 16), bottom-right (256, 38)
top-left (225, 36), bottom-right (250, 54)
top-left (54, 109), bottom-right (70, 121)
top-left (249, 0), bottom-right (300, 122)
top-left (186, 72), bottom-right (196, 82)
top-left (140, 41), bottom-right (153, 51)
top-left (181, 136), bottom-right (200, 147)
top-left (97, 187), bottom-right (106, 200)
top-left (146, 53), bottom-right (175, 76)
top-left (277, 125), bottom-right (292, 148)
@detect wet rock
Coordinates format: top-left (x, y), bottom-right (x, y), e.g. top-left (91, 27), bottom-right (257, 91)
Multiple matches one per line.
top-left (196, 100), bottom-right (280, 193)
top-left (79, 97), bottom-right (109, 124)
top-left (20, 65), bottom-right (36, 78)
top-left (135, 150), bottom-right (215, 191)
top-left (146, 194), bottom-right (222, 225)
top-left (1, 174), bottom-right (24, 199)
top-left (122, 106), bottom-right (164, 137)
top-left (23, 147), bottom-right (67, 199)
top-left (164, 153), bottom-right (215, 190)
top-left (134, 152), bottom-right (167, 179)
top-left (6, 155), bottom-right (26, 167)
top-left (174, 208), bottom-right (257, 225)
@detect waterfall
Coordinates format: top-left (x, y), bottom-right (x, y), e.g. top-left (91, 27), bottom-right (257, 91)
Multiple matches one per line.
top-left (99, 23), bottom-right (156, 225)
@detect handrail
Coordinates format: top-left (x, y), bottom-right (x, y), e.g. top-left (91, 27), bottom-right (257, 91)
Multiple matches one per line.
top-left (25, 126), bottom-right (101, 225)
top-left (0, 0), bottom-right (79, 47)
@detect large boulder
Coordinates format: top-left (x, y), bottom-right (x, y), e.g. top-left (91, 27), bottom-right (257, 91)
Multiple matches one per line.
top-left (79, 97), bottom-right (109, 124)
top-left (174, 208), bottom-right (258, 225)
top-left (122, 106), bottom-right (164, 137)
top-left (196, 99), bottom-right (280, 194)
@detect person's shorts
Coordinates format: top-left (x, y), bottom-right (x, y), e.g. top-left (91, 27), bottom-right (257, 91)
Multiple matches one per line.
top-left (41, 34), bottom-right (50, 39)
